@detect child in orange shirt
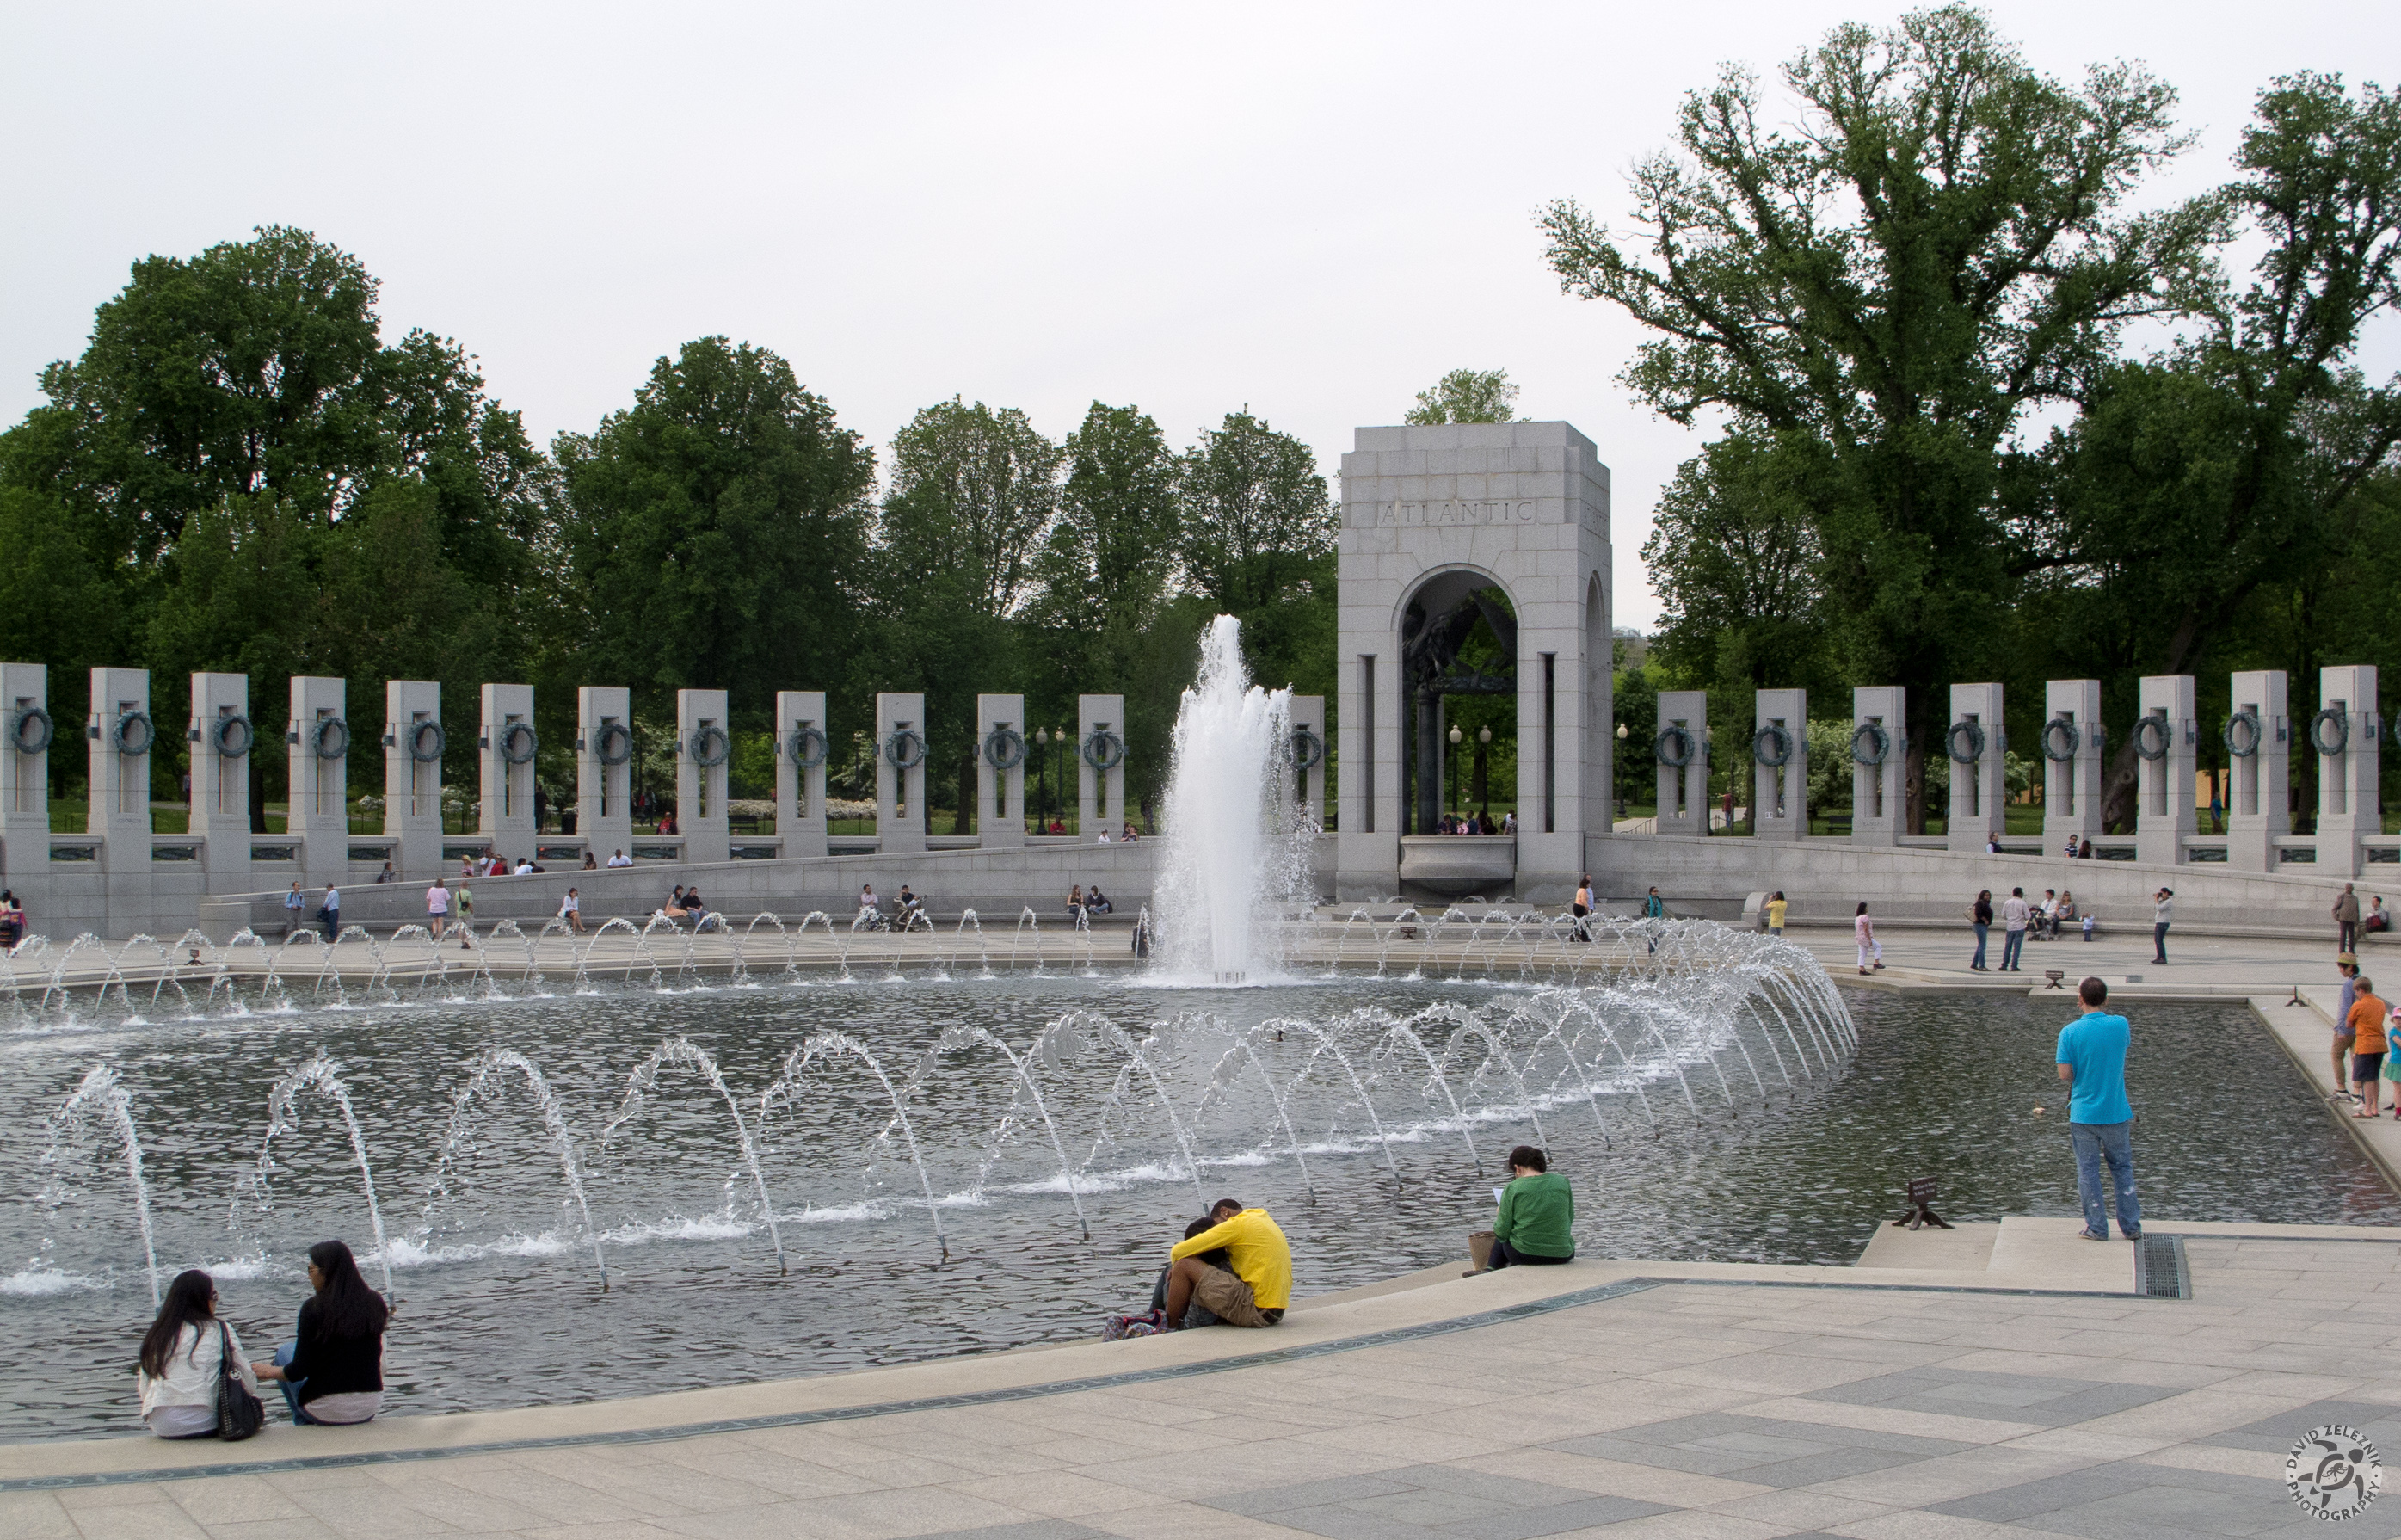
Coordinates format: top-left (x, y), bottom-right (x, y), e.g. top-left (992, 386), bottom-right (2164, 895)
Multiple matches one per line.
top-left (2349, 977), bottom-right (2388, 1118)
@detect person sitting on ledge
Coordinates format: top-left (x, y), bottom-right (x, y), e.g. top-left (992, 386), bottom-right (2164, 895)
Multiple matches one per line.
top-left (681, 888), bottom-right (712, 930)
top-left (1086, 884), bottom-right (1114, 915)
top-left (857, 884), bottom-right (878, 918)
top-left (894, 885), bottom-right (922, 927)
top-left (138, 1268), bottom-right (260, 1438)
top-left (607, 849), bottom-right (634, 868)
top-left (1482, 1144), bottom-right (1574, 1270)
top-left (1105, 1217), bottom-right (1233, 1338)
top-left (251, 1240), bottom-right (388, 1426)
top-left (663, 884), bottom-right (693, 920)
top-left (1121, 822), bottom-right (1139, 843)
top-left (1163, 1198), bottom-right (1290, 1329)
top-left (1067, 884), bottom-right (1087, 917)
top-left (582, 852), bottom-right (598, 871)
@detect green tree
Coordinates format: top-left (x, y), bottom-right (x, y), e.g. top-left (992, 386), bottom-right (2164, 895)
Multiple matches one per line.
top-left (1405, 368), bottom-right (1518, 425)
top-left (2014, 73), bottom-right (2401, 827)
top-left (1641, 432), bottom-right (1832, 696)
top-left (1173, 410), bottom-right (1337, 704)
top-left (1542, 5), bottom-right (2221, 829)
top-left (868, 399), bottom-right (1062, 829)
top-left (555, 337), bottom-right (876, 730)
top-left (1027, 403), bottom-right (1183, 808)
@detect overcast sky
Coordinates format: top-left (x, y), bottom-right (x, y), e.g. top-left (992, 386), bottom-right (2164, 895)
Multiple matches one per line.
top-left (4, 1), bottom-right (2394, 633)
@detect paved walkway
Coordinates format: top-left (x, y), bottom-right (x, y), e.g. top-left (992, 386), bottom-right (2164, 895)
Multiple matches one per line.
top-left (6, 1222), bottom-right (2401, 1538)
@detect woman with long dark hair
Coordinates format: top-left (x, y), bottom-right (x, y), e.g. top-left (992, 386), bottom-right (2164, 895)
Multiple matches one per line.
top-left (251, 1240), bottom-right (389, 1425)
top-left (137, 1269), bottom-right (259, 1438)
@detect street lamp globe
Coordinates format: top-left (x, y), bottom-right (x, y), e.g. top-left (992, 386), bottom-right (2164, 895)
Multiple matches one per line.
top-left (1479, 726), bottom-right (1493, 744)
top-left (1448, 724), bottom-right (1463, 745)
top-left (1616, 722), bottom-right (1628, 741)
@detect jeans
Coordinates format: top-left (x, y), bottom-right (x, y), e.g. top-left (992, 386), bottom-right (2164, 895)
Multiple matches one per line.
top-left (1972, 923), bottom-right (1989, 968)
top-left (2152, 921), bottom-right (2169, 963)
top-left (270, 1344), bottom-right (321, 1425)
top-left (2002, 928), bottom-right (2026, 970)
top-left (2070, 1120), bottom-right (2141, 1238)
top-left (2341, 921), bottom-right (2359, 952)
top-left (1485, 1238), bottom-right (1573, 1271)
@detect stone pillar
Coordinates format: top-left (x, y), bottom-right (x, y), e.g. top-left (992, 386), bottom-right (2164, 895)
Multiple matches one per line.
top-left (287, 677), bottom-right (349, 888)
top-left (2134, 675), bottom-right (2197, 867)
top-left (1655, 690), bottom-right (1708, 837)
top-left (2041, 680), bottom-right (2104, 854)
top-left (383, 681), bottom-right (443, 878)
top-left (2226, 669), bottom-right (2290, 872)
top-left (1337, 648), bottom-right (1400, 899)
top-left (187, 671), bottom-right (252, 893)
top-left (975, 694), bottom-right (1025, 850)
top-left (89, 667), bottom-right (154, 901)
top-left (777, 691), bottom-right (829, 859)
top-left (476, 684), bottom-right (537, 863)
top-left (576, 687), bottom-right (634, 866)
top-left (1944, 683), bottom-right (2006, 853)
top-left (1290, 694), bottom-right (1328, 830)
top-left (1751, 687), bottom-right (1807, 841)
top-left (1849, 687), bottom-right (1905, 846)
top-left (2, 663), bottom-right (51, 855)
top-left (675, 688), bottom-right (730, 865)
top-left (875, 693), bottom-right (927, 855)
top-left (1079, 694), bottom-right (1126, 839)
top-left (2314, 664), bottom-right (2381, 878)
top-left (1333, 421), bottom-right (1611, 906)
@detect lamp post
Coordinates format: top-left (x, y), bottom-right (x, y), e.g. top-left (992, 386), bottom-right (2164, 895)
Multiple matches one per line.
top-left (1055, 727), bottom-right (1068, 832)
top-left (1616, 720), bottom-right (1629, 819)
top-left (1476, 724), bottom-right (1493, 820)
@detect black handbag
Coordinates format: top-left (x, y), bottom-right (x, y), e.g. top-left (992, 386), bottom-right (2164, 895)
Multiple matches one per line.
top-left (215, 1322), bottom-right (265, 1440)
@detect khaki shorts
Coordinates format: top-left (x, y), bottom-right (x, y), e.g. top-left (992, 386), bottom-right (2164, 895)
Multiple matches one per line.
top-left (1191, 1265), bottom-right (1284, 1327)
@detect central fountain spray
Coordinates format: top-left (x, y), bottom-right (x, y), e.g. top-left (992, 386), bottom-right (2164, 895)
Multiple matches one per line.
top-left (1153, 615), bottom-right (1312, 983)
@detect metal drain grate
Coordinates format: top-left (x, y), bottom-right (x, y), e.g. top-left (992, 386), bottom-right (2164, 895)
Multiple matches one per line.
top-left (2136, 1234), bottom-right (2189, 1298)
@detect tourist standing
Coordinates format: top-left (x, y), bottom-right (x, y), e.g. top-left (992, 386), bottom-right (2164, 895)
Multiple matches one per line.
top-left (1642, 885), bottom-right (1665, 956)
top-left (2336, 957), bottom-right (2362, 1102)
top-left (2055, 976), bottom-right (2140, 1241)
top-left (426, 878), bottom-right (450, 941)
top-left (1969, 890), bottom-right (1992, 970)
top-left (2001, 887), bottom-right (2030, 972)
top-left (283, 882), bottom-right (305, 934)
top-left (2350, 975), bottom-right (2390, 1118)
top-left (2336, 884), bottom-right (2361, 954)
top-left (1572, 876), bottom-right (1593, 942)
top-left (1764, 890), bottom-right (1786, 938)
top-left (318, 885), bottom-right (340, 944)
top-left (374, 860), bottom-right (395, 884)
top-left (2152, 887), bottom-right (2174, 964)
top-left (1854, 902), bottom-right (1881, 975)
top-left (456, 879), bottom-right (473, 946)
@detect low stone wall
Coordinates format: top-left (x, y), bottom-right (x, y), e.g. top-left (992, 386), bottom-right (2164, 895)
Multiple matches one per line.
top-left (1588, 832), bottom-right (2377, 937)
top-left (196, 841), bottom-right (1171, 942)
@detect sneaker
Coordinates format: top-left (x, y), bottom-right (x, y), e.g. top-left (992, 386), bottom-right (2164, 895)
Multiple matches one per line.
top-left (2078, 1229), bottom-right (2108, 1241)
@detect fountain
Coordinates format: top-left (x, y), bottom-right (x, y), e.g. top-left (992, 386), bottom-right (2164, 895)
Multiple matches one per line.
top-left (1151, 614), bottom-right (1311, 983)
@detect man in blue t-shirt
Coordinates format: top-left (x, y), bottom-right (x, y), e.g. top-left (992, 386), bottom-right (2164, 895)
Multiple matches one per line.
top-left (2055, 976), bottom-right (2140, 1241)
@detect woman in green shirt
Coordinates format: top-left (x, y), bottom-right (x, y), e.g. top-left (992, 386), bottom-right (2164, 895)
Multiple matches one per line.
top-left (1487, 1145), bottom-right (1573, 1268)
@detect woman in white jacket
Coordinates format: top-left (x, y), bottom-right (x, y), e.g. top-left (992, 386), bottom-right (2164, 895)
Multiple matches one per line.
top-left (137, 1269), bottom-right (260, 1438)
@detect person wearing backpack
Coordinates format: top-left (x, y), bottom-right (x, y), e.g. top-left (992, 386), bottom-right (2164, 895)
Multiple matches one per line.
top-left (137, 1269), bottom-right (263, 1438)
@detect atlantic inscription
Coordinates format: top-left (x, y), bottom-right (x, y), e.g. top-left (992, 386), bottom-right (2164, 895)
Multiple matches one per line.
top-left (1351, 499), bottom-right (1541, 527)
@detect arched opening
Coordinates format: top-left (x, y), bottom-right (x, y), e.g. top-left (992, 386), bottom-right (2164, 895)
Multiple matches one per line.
top-left (1400, 572), bottom-right (1518, 835)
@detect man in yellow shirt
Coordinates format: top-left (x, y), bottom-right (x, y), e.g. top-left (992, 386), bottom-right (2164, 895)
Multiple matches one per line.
top-left (1163, 1198), bottom-right (1291, 1328)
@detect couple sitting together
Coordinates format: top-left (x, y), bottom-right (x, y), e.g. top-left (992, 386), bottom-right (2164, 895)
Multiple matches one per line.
top-left (1104, 1198), bottom-right (1290, 1338)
